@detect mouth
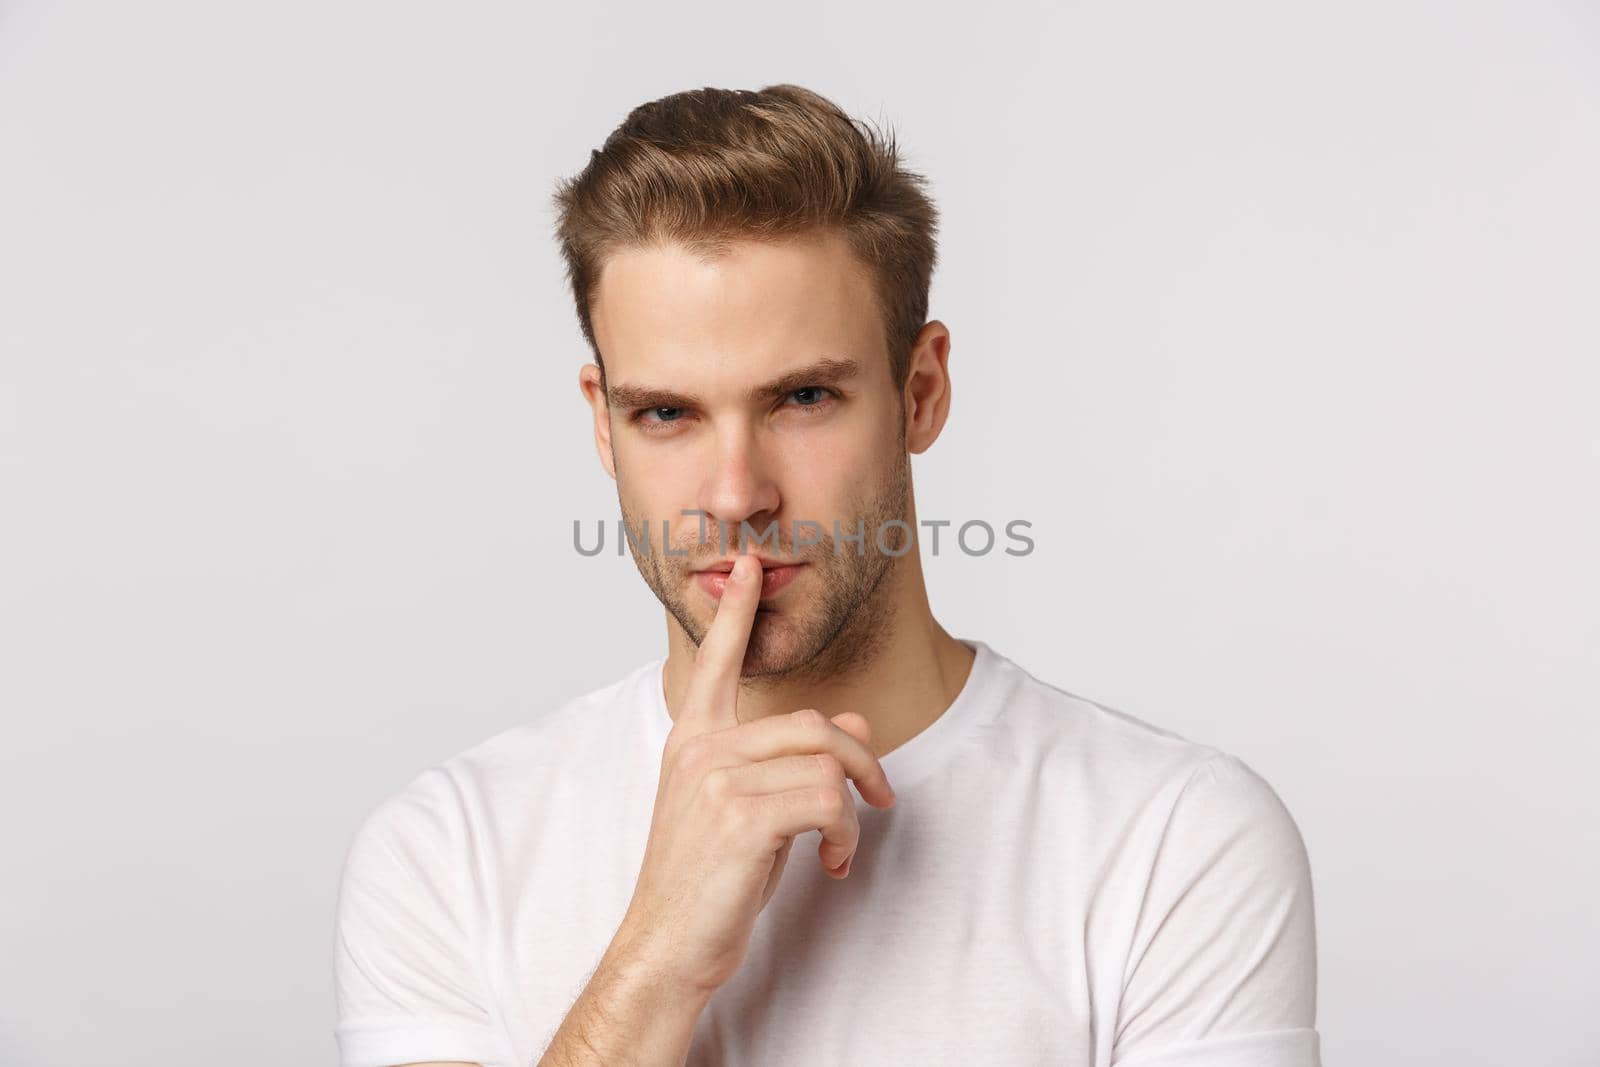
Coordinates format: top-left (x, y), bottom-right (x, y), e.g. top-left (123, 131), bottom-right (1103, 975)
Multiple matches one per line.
top-left (692, 560), bottom-right (807, 601)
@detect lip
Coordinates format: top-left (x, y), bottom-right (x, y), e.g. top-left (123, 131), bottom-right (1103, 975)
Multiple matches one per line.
top-left (693, 556), bottom-right (791, 573)
top-left (692, 561), bottom-right (807, 600)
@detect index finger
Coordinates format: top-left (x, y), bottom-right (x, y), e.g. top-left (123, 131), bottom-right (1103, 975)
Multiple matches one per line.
top-left (677, 554), bottom-right (763, 737)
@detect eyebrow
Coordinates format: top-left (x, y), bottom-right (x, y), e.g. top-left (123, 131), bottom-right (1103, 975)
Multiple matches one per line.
top-left (606, 356), bottom-right (863, 411)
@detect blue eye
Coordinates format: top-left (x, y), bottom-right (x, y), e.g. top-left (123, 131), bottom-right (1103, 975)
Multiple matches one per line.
top-left (628, 387), bottom-right (837, 436)
top-left (627, 406), bottom-right (688, 436)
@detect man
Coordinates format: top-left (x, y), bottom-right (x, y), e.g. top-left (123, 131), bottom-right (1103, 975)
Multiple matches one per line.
top-left (333, 84), bottom-right (1321, 1067)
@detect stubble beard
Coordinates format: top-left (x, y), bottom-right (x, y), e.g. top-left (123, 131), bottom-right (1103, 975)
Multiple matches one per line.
top-left (620, 449), bottom-right (912, 689)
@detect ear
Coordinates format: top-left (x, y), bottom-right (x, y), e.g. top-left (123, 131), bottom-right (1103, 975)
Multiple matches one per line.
top-left (578, 362), bottom-right (617, 480)
top-left (902, 320), bottom-right (953, 454)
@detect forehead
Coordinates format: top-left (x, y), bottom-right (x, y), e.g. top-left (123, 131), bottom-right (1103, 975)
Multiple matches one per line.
top-left (590, 229), bottom-right (887, 387)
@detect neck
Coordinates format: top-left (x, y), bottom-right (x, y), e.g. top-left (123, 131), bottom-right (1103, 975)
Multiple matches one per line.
top-left (659, 542), bottom-right (976, 760)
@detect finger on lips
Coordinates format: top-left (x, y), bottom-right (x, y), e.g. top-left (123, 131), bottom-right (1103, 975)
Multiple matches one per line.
top-left (675, 553), bottom-right (895, 879)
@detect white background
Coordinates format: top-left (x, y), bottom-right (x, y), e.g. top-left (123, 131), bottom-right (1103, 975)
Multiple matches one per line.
top-left (2, 2), bottom-right (1596, 1064)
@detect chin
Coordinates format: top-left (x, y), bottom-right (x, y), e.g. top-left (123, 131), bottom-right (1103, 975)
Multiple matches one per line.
top-left (738, 613), bottom-right (813, 676)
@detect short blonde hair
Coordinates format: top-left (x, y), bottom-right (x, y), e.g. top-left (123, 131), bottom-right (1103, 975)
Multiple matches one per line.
top-left (551, 84), bottom-right (940, 392)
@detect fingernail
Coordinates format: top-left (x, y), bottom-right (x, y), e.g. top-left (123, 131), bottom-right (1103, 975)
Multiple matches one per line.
top-left (730, 557), bottom-right (747, 581)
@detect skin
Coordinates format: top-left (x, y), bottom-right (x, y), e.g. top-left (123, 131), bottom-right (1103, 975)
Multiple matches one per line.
top-left (578, 227), bottom-right (976, 762)
top-left (543, 550), bottom-right (903, 1065)
top-left (422, 228), bottom-right (977, 1067)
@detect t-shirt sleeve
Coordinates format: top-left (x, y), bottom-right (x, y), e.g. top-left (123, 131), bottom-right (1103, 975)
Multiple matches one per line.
top-left (332, 766), bottom-right (511, 1067)
top-left (1111, 753), bottom-right (1322, 1067)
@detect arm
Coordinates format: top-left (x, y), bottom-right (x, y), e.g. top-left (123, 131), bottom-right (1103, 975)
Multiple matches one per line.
top-left (333, 771), bottom-right (512, 1067)
top-left (338, 558), bottom-right (891, 1067)
top-left (1111, 753), bottom-right (1321, 1067)
top-left (535, 924), bottom-right (713, 1067)
top-left (541, 555), bottom-right (892, 1064)
top-left (383, 934), bottom-right (711, 1067)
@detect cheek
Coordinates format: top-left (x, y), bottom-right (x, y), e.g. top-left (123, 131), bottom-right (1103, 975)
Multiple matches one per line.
top-left (778, 440), bottom-right (885, 520)
top-left (617, 444), bottom-right (722, 550)
top-left (616, 448), bottom-right (689, 518)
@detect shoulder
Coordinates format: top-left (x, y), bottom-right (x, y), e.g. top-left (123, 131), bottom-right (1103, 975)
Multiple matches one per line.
top-left (1112, 754), bottom-right (1319, 1057)
top-left (1146, 749), bottom-right (1314, 899)
top-left (978, 643), bottom-right (1311, 866)
top-left (971, 650), bottom-right (1322, 1056)
top-left (980, 643), bottom-right (1229, 791)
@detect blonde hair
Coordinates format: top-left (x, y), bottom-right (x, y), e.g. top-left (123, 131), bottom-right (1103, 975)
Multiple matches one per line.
top-left (551, 84), bottom-right (940, 392)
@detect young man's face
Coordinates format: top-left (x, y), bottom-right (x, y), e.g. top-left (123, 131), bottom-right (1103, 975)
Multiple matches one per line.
top-left (581, 229), bottom-right (913, 678)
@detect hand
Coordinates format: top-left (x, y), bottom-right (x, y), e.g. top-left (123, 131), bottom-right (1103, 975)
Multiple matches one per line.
top-left (615, 554), bottom-right (898, 996)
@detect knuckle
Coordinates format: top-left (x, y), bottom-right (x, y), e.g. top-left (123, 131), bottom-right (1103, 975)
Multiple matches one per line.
top-left (725, 797), bottom-right (760, 837)
top-left (793, 710), bottom-right (832, 735)
top-left (792, 707), bottom-right (830, 734)
top-left (675, 735), bottom-right (714, 774)
top-left (815, 787), bottom-right (845, 821)
top-left (812, 752), bottom-right (844, 781)
top-left (701, 767), bottom-right (733, 803)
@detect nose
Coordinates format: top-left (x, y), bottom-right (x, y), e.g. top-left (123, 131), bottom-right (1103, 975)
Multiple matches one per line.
top-left (695, 426), bottom-right (781, 552)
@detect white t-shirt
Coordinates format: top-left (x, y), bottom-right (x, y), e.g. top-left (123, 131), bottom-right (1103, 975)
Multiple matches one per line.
top-left (333, 638), bottom-right (1321, 1067)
